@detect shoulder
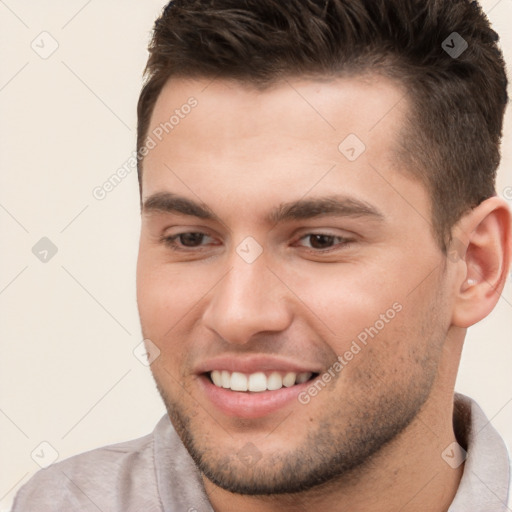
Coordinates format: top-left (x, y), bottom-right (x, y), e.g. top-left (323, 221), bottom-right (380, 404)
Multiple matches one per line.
top-left (12, 429), bottom-right (162, 512)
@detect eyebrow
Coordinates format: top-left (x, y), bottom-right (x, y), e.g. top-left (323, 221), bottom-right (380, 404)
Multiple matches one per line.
top-left (142, 192), bottom-right (385, 225)
top-left (143, 192), bottom-right (221, 222)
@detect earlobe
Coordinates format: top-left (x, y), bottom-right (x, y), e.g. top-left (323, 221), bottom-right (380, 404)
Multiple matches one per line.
top-left (451, 196), bottom-right (511, 328)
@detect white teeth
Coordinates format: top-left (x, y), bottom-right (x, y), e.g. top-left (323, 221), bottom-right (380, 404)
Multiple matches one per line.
top-left (209, 370), bottom-right (313, 392)
top-left (230, 372), bottom-right (248, 391)
top-left (296, 372), bottom-right (311, 384)
top-left (248, 372), bottom-right (267, 392)
top-left (282, 372), bottom-right (296, 387)
top-left (221, 370), bottom-right (231, 388)
top-left (267, 372), bottom-right (283, 390)
top-left (211, 370), bottom-right (222, 387)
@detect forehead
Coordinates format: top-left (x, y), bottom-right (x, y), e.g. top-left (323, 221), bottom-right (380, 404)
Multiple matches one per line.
top-left (140, 76), bottom-right (429, 230)
top-left (146, 75), bottom-right (408, 158)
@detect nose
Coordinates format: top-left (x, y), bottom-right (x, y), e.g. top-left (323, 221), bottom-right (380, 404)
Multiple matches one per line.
top-left (201, 252), bottom-right (292, 345)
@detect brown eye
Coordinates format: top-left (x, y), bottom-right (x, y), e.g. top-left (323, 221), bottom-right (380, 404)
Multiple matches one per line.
top-left (295, 233), bottom-right (353, 253)
top-left (178, 232), bottom-right (205, 247)
top-left (162, 232), bottom-right (214, 250)
top-left (307, 234), bottom-right (336, 249)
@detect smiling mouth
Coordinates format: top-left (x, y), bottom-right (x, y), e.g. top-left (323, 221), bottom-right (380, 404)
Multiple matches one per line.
top-left (207, 370), bottom-right (319, 392)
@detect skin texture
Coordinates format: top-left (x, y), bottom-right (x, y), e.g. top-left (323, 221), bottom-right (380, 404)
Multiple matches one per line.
top-left (136, 76), bottom-right (511, 512)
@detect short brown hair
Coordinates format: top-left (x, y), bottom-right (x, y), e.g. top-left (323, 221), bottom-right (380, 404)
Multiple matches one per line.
top-left (137, 0), bottom-right (508, 250)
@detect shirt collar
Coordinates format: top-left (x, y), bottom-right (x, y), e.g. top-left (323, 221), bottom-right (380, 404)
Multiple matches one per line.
top-left (448, 393), bottom-right (510, 511)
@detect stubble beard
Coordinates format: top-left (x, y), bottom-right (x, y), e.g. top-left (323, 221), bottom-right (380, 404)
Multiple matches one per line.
top-left (151, 350), bottom-right (439, 496)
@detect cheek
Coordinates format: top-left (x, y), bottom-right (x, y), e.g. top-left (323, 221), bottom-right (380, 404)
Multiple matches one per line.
top-left (285, 262), bottom-right (440, 384)
top-left (345, 287), bottom-right (448, 390)
top-left (136, 262), bottom-right (200, 381)
top-left (284, 262), bottom-right (405, 344)
top-left (136, 254), bottom-right (216, 339)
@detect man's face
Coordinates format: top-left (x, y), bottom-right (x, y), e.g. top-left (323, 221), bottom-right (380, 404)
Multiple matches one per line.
top-left (136, 76), bottom-right (454, 493)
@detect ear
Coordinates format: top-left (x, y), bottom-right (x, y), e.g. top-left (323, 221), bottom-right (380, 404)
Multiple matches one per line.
top-left (450, 196), bottom-right (512, 328)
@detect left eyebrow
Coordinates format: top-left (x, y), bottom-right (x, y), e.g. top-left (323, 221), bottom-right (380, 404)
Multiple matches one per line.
top-left (266, 196), bottom-right (385, 225)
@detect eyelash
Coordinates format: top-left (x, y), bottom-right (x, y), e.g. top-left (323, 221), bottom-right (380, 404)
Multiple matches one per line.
top-left (160, 232), bottom-right (354, 253)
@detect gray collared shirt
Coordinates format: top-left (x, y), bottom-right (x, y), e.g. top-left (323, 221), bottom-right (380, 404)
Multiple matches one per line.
top-left (11, 393), bottom-right (511, 511)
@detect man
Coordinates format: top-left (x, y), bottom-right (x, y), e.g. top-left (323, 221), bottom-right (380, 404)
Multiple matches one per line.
top-left (12, 0), bottom-right (511, 510)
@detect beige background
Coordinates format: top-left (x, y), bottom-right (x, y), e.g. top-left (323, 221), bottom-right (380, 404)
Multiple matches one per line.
top-left (1, 1), bottom-right (511, 510)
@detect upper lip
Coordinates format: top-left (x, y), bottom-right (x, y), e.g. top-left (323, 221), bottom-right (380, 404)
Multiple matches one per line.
top-left (194, 355), bottom-right (322, 375)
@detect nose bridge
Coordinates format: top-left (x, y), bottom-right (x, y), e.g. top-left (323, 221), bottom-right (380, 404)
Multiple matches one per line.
top-left (202, 249), bottom-right (291, 344)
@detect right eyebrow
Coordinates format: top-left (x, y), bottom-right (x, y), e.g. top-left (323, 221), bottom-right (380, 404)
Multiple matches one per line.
top-left (142, 192), bottom-right (222, 223)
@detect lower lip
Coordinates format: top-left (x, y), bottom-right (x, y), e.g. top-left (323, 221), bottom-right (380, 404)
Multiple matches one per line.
top-left (198, 374), bottom-right (312, 419)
